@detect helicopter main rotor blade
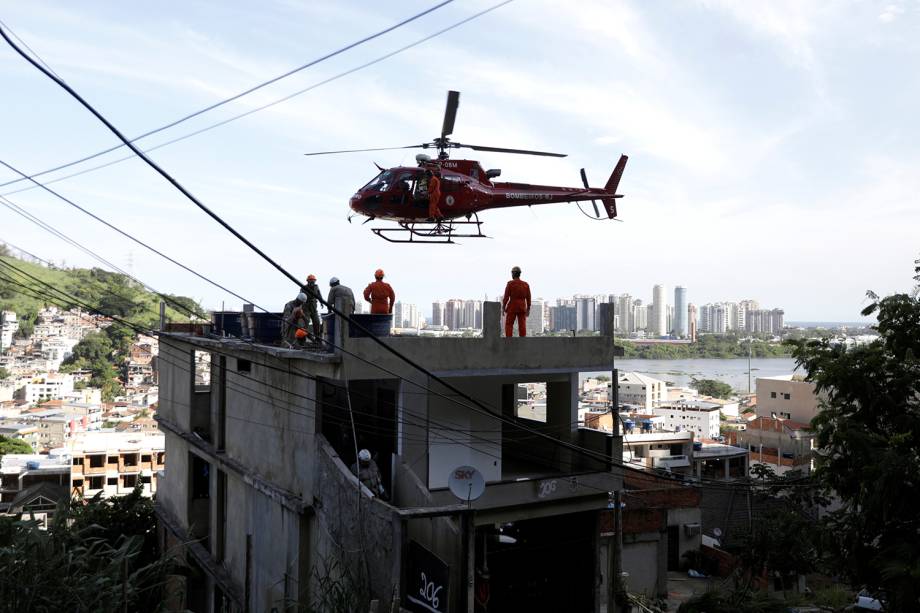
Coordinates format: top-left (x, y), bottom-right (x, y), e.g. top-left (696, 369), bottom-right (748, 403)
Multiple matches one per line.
top-left (441, 90), bottom-right (460, 138)
top-left (304, 144), bottom-right (426, 156)
top-left (456, 143), bottom-right (567, 157)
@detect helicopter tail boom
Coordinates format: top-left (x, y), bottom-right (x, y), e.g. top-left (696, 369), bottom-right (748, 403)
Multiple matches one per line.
top-left (601, 154), bottom-right (628, 219)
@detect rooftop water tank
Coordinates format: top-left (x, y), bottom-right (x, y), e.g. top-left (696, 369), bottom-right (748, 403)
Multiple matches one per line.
top-left (26, 460), bottom-right (40, 470)
top-left (640, 419), bottom-right (653, 432)
top-left (624, 419), bottom-right (635, 433)
top-left (693, 441), bottom-right (702, 451)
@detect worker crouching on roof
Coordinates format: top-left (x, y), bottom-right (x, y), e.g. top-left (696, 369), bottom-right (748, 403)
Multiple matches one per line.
top-left (502, 265), bottom-right (531, 337)
top-left (364, 269), bottom-right (395, 315)
top-left (282, 292), bottom-right (309, 348)
top-left (301, 274), bottom-right (322, 340)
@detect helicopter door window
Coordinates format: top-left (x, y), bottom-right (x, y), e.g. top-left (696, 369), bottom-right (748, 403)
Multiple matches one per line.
top-left (441, 176), bottom-right (460, 192)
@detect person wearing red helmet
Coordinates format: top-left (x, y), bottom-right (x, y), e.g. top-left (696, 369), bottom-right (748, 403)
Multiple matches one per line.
top-left (363, 269), bottom-right (395, 315)
top-left (502, 265), bottom-right (531, 337)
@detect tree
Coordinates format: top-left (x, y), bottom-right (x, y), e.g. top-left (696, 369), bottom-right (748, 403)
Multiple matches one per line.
top-left (0, 367), bottom-right (9, 380)
top-left (788, 260), bottom-right (920, 611)
top-left (690, 377), bottom-right (734, 399)
top-left (0, 436), bottom-right (33, 455)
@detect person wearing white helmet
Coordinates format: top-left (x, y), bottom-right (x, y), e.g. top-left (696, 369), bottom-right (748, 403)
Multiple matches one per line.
top-left (281, 292), bottom-right (309, 347)
top-left (350, 448), bottom-right (387, 499)
top-left (326, 276), bottom-right (355, 316)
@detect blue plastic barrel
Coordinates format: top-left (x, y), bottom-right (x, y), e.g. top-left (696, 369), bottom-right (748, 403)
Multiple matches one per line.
top-left (348, 314), bottom-right (392, 338)
top-left (247, 312), bottom-right (284, 343)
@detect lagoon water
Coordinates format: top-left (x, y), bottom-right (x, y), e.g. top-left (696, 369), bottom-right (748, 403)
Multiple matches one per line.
top-left (585, 358), bottom-right (800, 392)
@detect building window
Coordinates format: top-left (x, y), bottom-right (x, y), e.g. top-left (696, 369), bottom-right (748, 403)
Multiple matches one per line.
top-left (88, 476), bottom-right (104, 490)
top-left (141, 454), bottom-right (151, 463)
top-left (156, 452), bottom-right (165, 464)
top-left (107, 477), bottom-right (118, 486)
top-left (770, 392), bottom-right (777, 398)
top-left (89, 455), bottom-right (104, 468)
top-left (123, 454), bottom-right (138, 467)
top-left (72, 457), bottom-right (81, 466)
top-left (236, 358), bottom-right (251, 373)
top-left (72, 479), bottom-right (84, 488)
top-left (141, 475), bottom-right (151, 484)
top-left (107, 456), bottom-right (118, 464)
top-left (783, 393), bottom-right (790, 400)
top-left (123, 474), bottom-right (138, 488)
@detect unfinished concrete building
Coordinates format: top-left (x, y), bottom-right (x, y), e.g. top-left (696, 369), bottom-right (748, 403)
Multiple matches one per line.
top-left (155, 302), bottom-right (625, 612)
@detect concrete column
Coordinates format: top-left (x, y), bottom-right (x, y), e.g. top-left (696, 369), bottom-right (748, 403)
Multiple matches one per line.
top-left (546, 373), bottom-right (578, 472)
top-left (482, 302), bottom-right (500, 341)
top-left (599, 303), bottom-right (615, 338)
top-left (723, 458), bottom-right (730, 479)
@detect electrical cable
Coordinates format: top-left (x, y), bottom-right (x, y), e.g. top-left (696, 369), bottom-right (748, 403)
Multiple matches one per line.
top-left (0, 235), bottom-right (54, 266)
top-left (0, 1), bottom-right (459, 190)
top-left (0, 17), bottom-right (62, 81)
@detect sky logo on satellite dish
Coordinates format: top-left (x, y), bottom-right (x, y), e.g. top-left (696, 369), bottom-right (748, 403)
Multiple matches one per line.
top-left (448, 465), bottom-right (485, 503)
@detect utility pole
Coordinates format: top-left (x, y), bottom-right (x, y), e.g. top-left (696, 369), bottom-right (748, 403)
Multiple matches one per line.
top-left (607, 490), bottom-right (623, 612)
top-left (747, 337), bottom-right (753, 394)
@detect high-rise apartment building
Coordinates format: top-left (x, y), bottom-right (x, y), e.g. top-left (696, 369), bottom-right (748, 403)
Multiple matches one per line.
top-left (575, 296), bottom-right (596, 332)
top-left (393, 302), bottom-right (420, 329)
top-left (527, 298), bottom-right (545, 334)
top-left (431, 301), bottom-right (445, 327)
top-left (651, 284), bottom-right (667, 337)
top-left (444, 299), bottom-right (464, 330)
top-left (673, 286), bottom-right (687, 338)
top-left (617, 294), bottom-right (633, 335)
top-left (633, 301), bottom-right (648, 332)
top-left (688, 303), bottom-right (698, 341)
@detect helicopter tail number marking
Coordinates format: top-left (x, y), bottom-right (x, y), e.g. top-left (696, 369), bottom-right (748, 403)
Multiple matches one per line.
top-left (602, 154), bottom-right (628, 218)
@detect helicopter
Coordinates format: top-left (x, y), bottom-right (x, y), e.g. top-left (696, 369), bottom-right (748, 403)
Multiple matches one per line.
top-left (305, 90), bottom-right (628, 244)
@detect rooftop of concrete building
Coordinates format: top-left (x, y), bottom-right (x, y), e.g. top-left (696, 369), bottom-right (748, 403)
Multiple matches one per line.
top-left (0, 421), bottom-right (38, 432)
top-left (694, 442), bottom-right (749, 459)
top-left (747, 415), bottom-right (811, 431)
top-left (164, 301), bottom-right (622, 377)
top-left (1, 452), bottom-right (71, 474)
top-left (660, 400), bottom-right (722, 411)
top-left (67, 431), bottom-right (164, 453)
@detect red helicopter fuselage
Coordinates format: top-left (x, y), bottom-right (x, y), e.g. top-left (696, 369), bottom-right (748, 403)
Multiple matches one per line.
top-left (349, 156), bottom-right (627, 222)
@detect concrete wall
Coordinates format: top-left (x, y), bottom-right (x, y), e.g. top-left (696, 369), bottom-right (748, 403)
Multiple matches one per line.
top-left (158, 431), bottom-right (189, 532)
top-left (623, 535), bottom-right (665, 597)
top-left (158, 338), bottom-right (193, 432)
top-left (428, 377), bottom-right (502, 490)
top-left (668, 507), bottom-right (702, 568)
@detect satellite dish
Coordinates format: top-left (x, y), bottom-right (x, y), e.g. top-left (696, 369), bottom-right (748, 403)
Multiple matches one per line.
top-left (448, 465), bottom-right (485, 502)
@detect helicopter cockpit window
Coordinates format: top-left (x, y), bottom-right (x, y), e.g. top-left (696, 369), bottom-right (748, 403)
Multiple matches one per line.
top-left (361, 170), bottom-right (394, 191)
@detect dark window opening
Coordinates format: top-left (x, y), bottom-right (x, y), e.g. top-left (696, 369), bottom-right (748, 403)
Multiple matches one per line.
top-left (236, 358), bottom-right (251, 373)
top-left (123, 454), bottom-right (138, 467)
top-left (72, 457), bottom-right (81, 466)
top-left (107, 456), bottom-right (118, 464)
top-left (88, 476), bottom-right (104, 490)
top-left (156, 452), bottom-right (165, 464)
top-left (89, 455), bottom-right (104, 468)
top-left (770, 391), bottom-right (777, 398)
top-left (123, 474), bottom-right (138, 488)
top-left (72, 479), bottom-right (83, 488)
top-left (783, 393), bottom-right (790, 400)
top-left (141, 475), bottom-right (151, 484)
top-left (107, 477), bottom-right (118, 486)
top-left (141, 454), bottom-right (151, 463)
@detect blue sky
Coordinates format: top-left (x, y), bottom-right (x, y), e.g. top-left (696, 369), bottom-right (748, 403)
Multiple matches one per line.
top-left (1, 0), bottom-right (918, 321)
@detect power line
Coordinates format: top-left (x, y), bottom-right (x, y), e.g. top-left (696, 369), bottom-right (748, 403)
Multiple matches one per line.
top-left (0, 1), bottom-right (457, 190)
top-left (0, 0), bottom-right (515, 198)
top-left (0, 17), bottom-right (62, 81)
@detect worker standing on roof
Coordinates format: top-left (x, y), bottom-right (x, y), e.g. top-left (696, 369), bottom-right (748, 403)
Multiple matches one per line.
top-left (502, 265), bottom-right (531, 337)
top-left (363, 269), bottom-right (395, 314)
top-left (301, 274), bottom-right (323, 341)
top-left (327, 277), bottom-right (356, 316)
top-left (427, 169), bottom-right (443, 220)
top-left (282, 293), bottom-right (309, 348)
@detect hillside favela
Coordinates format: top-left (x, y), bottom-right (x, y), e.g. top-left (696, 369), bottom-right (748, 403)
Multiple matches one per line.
top-left (1, 3), bottom-right (917, 613)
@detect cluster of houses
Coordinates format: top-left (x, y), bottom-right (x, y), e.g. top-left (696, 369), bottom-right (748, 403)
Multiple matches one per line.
top-left (0, 308), bottom-right (163, 525)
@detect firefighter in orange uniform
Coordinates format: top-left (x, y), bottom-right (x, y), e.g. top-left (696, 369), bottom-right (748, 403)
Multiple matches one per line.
top-left (363, 269), bottom-right (396, 314)
top-left (502, 265), bottom-right (531, 337)
top-left (427, 169), bottom-right (443, 220)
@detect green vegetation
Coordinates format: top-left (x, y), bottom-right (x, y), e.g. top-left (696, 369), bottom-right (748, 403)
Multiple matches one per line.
top-left (0, 367), bottom-right (9, 380)
top-left (0, 436), bottom-right (33, 456)
top-left (690, 377), bottom-right (734, 399)
top-left (0, 254), bottom-right (199, 328)
top-left (0, 487), bottom-right (177, 612)
top-left (620, 334), bottom-right (790, 359)
top-left (61, 330), bottom-right (128, 401)
top-left (785, 258), bottom-right (920, 611)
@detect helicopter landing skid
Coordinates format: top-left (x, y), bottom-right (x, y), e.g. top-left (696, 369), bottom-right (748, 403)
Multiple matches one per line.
top-left (371, 215), bottom-right (488, 244)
